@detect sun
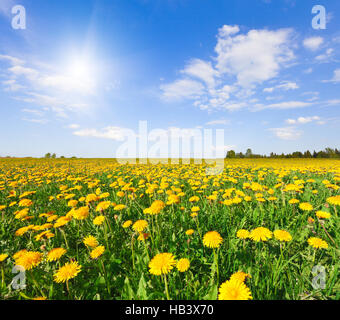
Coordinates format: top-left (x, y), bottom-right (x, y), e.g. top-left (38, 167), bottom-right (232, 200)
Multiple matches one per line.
top-left (67, 60), bottom-right (92, 80)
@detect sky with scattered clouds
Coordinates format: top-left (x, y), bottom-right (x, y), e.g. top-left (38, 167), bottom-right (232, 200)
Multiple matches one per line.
top-left (0, 0), bottom-right (339, 157)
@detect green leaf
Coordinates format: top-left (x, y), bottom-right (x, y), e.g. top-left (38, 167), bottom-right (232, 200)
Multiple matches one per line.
top-left (203, 284), bottom-right (218, 300)
top-left (123, 277), bottom-right (135, 300)
top-left (95, 276), bottom-right (106, 286)
top-left (136, 274), bottom-right (148, 300)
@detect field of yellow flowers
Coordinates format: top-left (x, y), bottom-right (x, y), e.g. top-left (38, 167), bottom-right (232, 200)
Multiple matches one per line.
top-left (0, 158), bottom-right (339, 300)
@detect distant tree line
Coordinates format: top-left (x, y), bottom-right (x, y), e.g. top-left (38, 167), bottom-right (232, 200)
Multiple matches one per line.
top-left (225, 148), bottom-right (340, 159)
top-left (44, 153), bottom-right (77, 159)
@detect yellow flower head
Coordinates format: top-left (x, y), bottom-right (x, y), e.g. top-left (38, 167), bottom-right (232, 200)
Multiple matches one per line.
top-left (149, 252), bottom-right (176, 275)
top-left (326, 195), bottom-right (340, 206)
top-left (299, 202), bottom-right (313, 211)
top-left (176, 258), bottom-right (190, 272)
top-left (273, 230), bottom-right (292, 242)
top-left (189, 196), bottom-right (199, 202)
top-left (149, 200), bottom-right (166, 214)
top-left (73, 206), bottom-right (89, 220)
top-left (83, 235), bottom-right (98, 248)
top-left (218, 279), bottom-right (253, 300)
top-left (96, 201), bottom-right (111, 212)
top-left (308, 237), bottom-right (328, 249)
top-left (93, 215), bottom-right (105, 225)
top-left (185, 229), bottom-right (194, 236)
top-left (191, 206), bottom-right (200, 212)
top-left (53, 261), bottom-right (81, 283)
top-left (90, 245), bottom-right (105, 259)
top-left (15, 251), bottom-right (43, 270)
top-left (132, 220), bottom-right (148, 233)
top-left (114, 204), bottom-right (126, 211)
top-left (18, 199), bottom-right (33, 207)
top-left (229, 271), bottom-right (251, 283)
top-left (316, 211), bottom-right (331, 219)
top-left (0, 253), bottom-right (9, 262)
top-left (203, 231), bottom-right (223, 248)
top-left (67, 200), bottom-right (78, 207)
top-left (47, 248), bottom-right (67, 262)
top-left (249, 227), bottom-right (272, 242)
top-left (122, 220), bottom-right (132, 228)
top-left (236, 229), bottom-right (250, 239)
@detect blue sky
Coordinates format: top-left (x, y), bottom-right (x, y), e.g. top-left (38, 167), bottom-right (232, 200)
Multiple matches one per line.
top-left (0, 0), bottom-right (339, 158)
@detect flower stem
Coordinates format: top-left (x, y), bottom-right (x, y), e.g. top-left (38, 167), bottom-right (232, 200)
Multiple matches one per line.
top-left (163, 274), bottom-right (170, 300)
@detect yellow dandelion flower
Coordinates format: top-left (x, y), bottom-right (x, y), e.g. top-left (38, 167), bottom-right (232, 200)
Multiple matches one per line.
top-left (96, 201), bottom-right (111, 212)
top-left (93, 215), bottom-right (105, 225)
top-left (15, 251), bottom-right (43, 270)
top-left (83, 235), bottom-right (98, 248)
top-left (236, 229), bottom-right (250, 239)
top-left (308, 237), bottom-right (328, 249)
top-left (47, 248), bottom-right (67, 262)
top-left (273, 230), bottom-right (292, 242)
top-left (53, 261), bottom-right (81, 283)
top-left (299, 202), bottom-right (313, 211)
top-left (90, 245), bottom-right (105, 259)
top-left (123, 220), bottom-right (132, 228)
top-left (73, 206), bottom-right (89, 220)
top-left (185, 229), bottom-right (194, 236)
top-left (326, 195), bottom-right (340, 206)
top-left (203, 231), bottom-right (223, 248)
top-left (148, 252), bottom-right (176, 275)
top-left (176, 258), bottom-right (190, 272)
top-left (229, 271), bottom-right (251, 283)
top-left (218, 279), bottom-right (253, 300)
top-left (18, 199), bottom-right (33, 207)
top-left (0, 253), bottom-right (9, 262)
top-left (114, 204), bottom-right (126, 211)
top-left (132, 220), bottom-right (148, 233)
top-left (149, 200), bottom-right (166, 214)
top-left (249, 227), bottom-right (272, 242)
top-left (67, 200), bottom-right (78, 207)
top-left (316, 211), bottom-right (331, 219)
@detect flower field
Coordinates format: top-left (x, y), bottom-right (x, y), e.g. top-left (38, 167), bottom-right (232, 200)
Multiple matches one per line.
top-left (0, 158), bottom-right (339, 300)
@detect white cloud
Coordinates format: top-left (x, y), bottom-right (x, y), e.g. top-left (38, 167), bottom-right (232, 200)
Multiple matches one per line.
top-left (323, 69), bottom-right (340, 83)
top-left (181, 59), bottom-right (218, 88)
top-left (0, 54), bottom-right (24, 66)
top-left (160, 79), bottom-right (205, 100)
top-left (68, 124), bottom-right (80, 129)
top-left (205, 119), bottom-right (230, 125)
top-left (269, 127), bottom-right (302, 140)
top-left (303, 68), bottom-right (313, 74)
top-left (21, 108), bottom-right (44, 117)
top-left (215, 26), bottom-right (295, 87)
top-left (73, 127), bottom-right (127, 141)
top-left (263, 81), bottom-right (298, 93)
top-left (160, 25), bottom-right (297, 112)
top-left (22, 118), bottom-right (49, 124)
top-left (324, 99), bottom-right (340, 106)
top-left (2, 79), bottom-right (25, 91)
top-left (303, 37), bottom-right (323, 51)
top-left (254, 101), bottom-right (313, 111)
top-left (285, 116), bottom-right (320, 125)
top-left (315, 48), bottom-right (334, 62)
top-left (8, 65), bottom-right (39, 80)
